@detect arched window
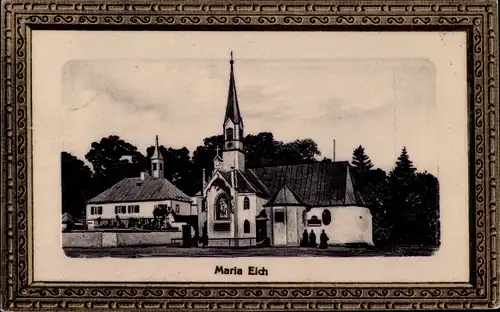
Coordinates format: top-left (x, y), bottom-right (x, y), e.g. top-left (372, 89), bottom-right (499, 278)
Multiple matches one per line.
top-left (226, 128), bottom-right (234, 140)
top-left (239, 128), bottom-right (243, 140)
top-left (215, 193), bottom-right (231, 220)
top-left (322, 209), bottom-right (331, 226)
top-left (302, 210), bottom-right (307, 225)
top-left (243, 197), bottom-right (250, 210)
top-left (244, 220), bottom-right (250, 233)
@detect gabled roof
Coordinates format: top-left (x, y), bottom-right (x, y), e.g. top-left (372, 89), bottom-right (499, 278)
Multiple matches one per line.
top-left (62, 213), bottom-right (83, 224)
top-left (217, 170), bottom-right (267, 195)
top-left (264, 184), bottom-right (303, 207)
top-left (87, 177), bottom-right (191, 204)
top-left (224, 52), bottom-right (243, 126)
top-left (249, 161), bottom-right (366, 207)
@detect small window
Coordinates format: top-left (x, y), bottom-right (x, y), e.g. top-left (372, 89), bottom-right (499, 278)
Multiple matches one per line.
top-left (153, 163), bottom-right (157, 170)
top-left (274, 210), bottom-right (285, 223)
top-left (98, 206), bottom-right (102, 215)
top-left (135, 205), bottom-right (139, 213)
top-left (243, 197), bottom-right (250, 210)
top-left (115, 205), bottom-right (126, 214)
top-left (239, 128), bottom-right (243, 140)
top-left (91, 207), bottom-right (95, 215)
top-left (322, 209), bottom-right (331, 226)
top-left (159, 163), bottom-right (163, 170)
top-left (175, 204), bottom-right (180, 213)
top-left (244, 220), bottom-right (250, 233)
top-left (226, 128), bottom-right (234, 140)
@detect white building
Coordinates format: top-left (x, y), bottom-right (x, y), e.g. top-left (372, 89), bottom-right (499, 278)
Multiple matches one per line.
top-left (85, 136), bottom-right (196, 231)
top-left (195, 54), bottom-right (373, 247)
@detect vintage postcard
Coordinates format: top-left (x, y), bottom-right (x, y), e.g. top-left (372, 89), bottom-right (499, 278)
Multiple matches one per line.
top-left (1, 0), bottom-right (499, 310)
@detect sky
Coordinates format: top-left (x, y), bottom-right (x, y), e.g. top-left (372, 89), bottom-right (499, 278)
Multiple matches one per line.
top-left (60, 34), bottom-right (438, 175)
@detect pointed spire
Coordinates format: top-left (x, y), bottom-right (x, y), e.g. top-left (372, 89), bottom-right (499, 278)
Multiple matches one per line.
top-left (224, 51), bottom-right (242, 125)
top-left (152, 135), bottom-right (163, 160)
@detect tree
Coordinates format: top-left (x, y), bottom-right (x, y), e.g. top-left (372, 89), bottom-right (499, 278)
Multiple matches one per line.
top-left (61, 152), bottom-right (93, 219)
top-left (389, 146), bottom-right (416, 182)
top-left (85, 135), bottom-right (146, 195)
top-left (352, 145), bottom-right (373, 173)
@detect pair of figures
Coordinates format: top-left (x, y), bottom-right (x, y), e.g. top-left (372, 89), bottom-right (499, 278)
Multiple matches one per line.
top-left (301, 229), bottom-right (329, 249)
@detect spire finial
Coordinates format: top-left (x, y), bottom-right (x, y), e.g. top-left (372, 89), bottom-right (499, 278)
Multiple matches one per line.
top-left (155, 134), bottom-right (159, 145)
top-left (230, 51), bottom-right (234, 65)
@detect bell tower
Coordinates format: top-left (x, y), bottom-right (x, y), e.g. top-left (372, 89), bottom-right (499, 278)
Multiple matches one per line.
top-left (222, 51), bottom-right (245, 171)
top-left (151, 135), bottom-right (164, 178)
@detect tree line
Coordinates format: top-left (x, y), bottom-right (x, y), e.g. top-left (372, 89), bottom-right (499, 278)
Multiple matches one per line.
top-left (62, 133), bottom-right (439, 248)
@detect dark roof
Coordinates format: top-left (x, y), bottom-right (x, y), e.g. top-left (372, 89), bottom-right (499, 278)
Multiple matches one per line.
top-left (224, 55), bottom-right (243, 125)
top-left (264, 184), bottom-right (303, 207)
top-left (87, 177), bottom-right (192, 204)
top-left (249, 161), bottom-right (366, 207)
top-left (217, 170), bottom-right (268, 196)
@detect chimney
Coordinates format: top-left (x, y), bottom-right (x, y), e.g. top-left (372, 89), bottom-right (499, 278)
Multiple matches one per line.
top-left (333, 139), bottom-right (336, 162)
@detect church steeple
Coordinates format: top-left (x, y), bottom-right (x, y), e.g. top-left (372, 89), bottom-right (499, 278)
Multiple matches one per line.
top-left (222, 51), bottom-right (245, 171)
top-left (151, 135), bottom-right (164, 178)
top-left (224, 51), bottom-right (243, 126)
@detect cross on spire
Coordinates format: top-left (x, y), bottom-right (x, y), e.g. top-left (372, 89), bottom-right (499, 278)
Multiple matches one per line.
top-left (215, 146), bottom-right (220, 157)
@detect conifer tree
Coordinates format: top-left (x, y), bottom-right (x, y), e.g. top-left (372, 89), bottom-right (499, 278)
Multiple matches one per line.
top-left (352, 145), bottom-right (374, 173)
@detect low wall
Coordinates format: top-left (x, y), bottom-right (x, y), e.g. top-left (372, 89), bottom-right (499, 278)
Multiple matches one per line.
top-left (117, 232), bottom-right (182, 247)
top-left (63, 232), bottom-right (102, 248)
top-left (62, 231), bottom-right (182, 248)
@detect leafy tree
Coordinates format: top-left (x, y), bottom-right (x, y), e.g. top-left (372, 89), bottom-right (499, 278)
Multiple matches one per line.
top-left (85, 135), bottom-right (146, 195)
top-left (146, 145), bottom-right (195, 195)
top-left (61, 152), bottom-right (93, 219)
top-left (279, 139), bottom-right (321, 165)
top-left (352, 145), bottom-right (373, 173)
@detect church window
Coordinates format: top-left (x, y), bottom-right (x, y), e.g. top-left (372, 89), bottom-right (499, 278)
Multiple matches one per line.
top-left (243, 197), bottom-right (250, 210)
top-left (226, 128), bottom-right (234, 140)
top-left (244, 220), bottom-right (250, 233)
top-left (239, 128), bottom-right (243, 140)
top-left (215, 193), bottom-right (231, 220)
top-left (322, 209), bottom-right (331, 226)
top-left (302, 210), bottom-right (307, 225)
top-left (159, 163), bottom-right (163, 170)
top-left (202, 198), bottom-right (207, 212)
top-left (274, 210), bottom-right (285, 223)
top-left (153, 163), bottom-right (157, 170)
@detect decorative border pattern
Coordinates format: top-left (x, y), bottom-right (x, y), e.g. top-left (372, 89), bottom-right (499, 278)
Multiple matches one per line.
top-left (1, 0), bottom-right (498, 310)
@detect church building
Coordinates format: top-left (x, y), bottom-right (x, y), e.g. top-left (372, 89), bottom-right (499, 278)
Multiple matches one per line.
top-left (195, 54), bottom-right (373, 247)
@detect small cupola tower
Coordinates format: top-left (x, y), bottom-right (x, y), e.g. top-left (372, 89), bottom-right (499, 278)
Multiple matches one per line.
top-left (151, 135), bottom-right (164, 179)
top-left (222, 51), bottom-right (245, 171)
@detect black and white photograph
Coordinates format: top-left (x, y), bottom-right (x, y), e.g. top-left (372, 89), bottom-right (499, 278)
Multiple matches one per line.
top-left (59, 34), bottom-right (441, 259)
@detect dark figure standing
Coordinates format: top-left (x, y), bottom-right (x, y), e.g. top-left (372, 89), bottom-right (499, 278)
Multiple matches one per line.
top-left (301, 229), bottom-right (309, 247)
top-left (319, 229), bottom-right (329, 249)
top-left (309, 230), bottom-right (317, 247)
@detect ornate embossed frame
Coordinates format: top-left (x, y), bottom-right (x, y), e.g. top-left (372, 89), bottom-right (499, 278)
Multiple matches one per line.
top-left (1, 0), bottom-right (499, 310)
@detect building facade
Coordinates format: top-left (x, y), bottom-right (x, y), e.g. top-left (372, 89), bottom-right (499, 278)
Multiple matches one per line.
top-left (86, 136), bottom-right (196, 231)
top-left (195, 54), bottom-right (374, 247)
